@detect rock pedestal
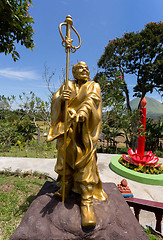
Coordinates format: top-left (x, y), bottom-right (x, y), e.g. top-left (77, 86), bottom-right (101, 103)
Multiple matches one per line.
top-left (10, 181), bottom-right (148, 240)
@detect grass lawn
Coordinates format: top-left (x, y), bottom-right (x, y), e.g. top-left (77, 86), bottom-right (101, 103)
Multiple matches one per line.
top-left (0, 122), bottom-right (57, 159)
top-left (0, 172), bottom-right (47, 240)
top-left (0, 140), bottom-right (57, 159)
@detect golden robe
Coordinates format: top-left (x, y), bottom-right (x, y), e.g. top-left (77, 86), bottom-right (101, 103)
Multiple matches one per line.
top-left (47, 80), bottom-right (104, 196)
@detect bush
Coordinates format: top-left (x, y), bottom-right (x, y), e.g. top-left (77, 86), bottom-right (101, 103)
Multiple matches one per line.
top-left (145, 118), bottom-right (163, 152)
top-left (0, 117), bottom-right (37, 152)
top-left (155, 150), bottom-right (163, 158)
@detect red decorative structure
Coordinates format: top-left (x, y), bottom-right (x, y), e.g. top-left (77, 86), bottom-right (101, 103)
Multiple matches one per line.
top-left (122, 97), bottom-right (162, 168)
top-left (122, 148), bottom-right (161, 167)
top-left (137, 97), bottom-right (147, 158)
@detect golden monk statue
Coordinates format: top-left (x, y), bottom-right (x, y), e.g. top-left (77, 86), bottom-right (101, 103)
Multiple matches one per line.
top-left (47, 61), bottom-right (107, 228)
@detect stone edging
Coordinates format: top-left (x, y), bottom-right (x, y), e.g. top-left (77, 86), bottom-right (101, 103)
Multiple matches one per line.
top-left (110, 156), bottom-right (163, 186)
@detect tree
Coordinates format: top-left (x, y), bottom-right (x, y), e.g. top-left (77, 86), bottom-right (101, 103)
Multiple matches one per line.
top-left (18, 91), bottom-right (51, 126)
top-left (0, 96), bottom-right (37, 151)
top-left (0, 0), bottom-right (34, 61)
top-left (145, 117), bottom-right (163, 152)
top-left (0, 93), bottom-right (51, 151)
top-left (0, 115), bottom-right (37, 148)
top-left (97, 21), bottom-right (163, 108)
top-left (95, 71), bottom-right (140, 150)
top-left (95, 22), bottom-right (163, 149)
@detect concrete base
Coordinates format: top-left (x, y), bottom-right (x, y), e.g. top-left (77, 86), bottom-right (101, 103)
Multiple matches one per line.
top-left (10, 181), bottom-right (148, 240)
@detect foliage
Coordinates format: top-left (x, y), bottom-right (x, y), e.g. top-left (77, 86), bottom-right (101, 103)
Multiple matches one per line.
top-left (0, 93), bottom-right (51, 125)
top-left (95, 22), bottom-right (163, 149)
top-left (15, 116), bottom-right (37, 141)
top-left (155, 150), bottom-right (163, 158)
top-left (0, 92), bottom-right (52, 151)
top-left (18, 91), bottom-right (51, 126)
top-left (0, 95), bottom-right (16, 121)
top-left (0, 95), bottom-right (11, 111)
top-left (100, 109), bottom-right (140, 151)
top-left (0, 174), bottom-right (46, 239)
top-left (0, 113), bottom-right (37, 152)
top-left (145, 117), bottom-right (163, 152)
top-left (0, 0), bottom-right (34, 61)
top-left (119, 157), bottom-right (163, 174)
top-left (97, 71), bottom-right (126, 109)
top-left (0, 138), bottom-right (57, 158)
top-left (42, 64), bottom-right (56, 100)
top-left (0, 97), bottom-right (37, 151)
top-left (100, 72), bottom-right (140, 149)
top-left (98, 71), bottom-right (135, 147)
top-left (97, 21), bottom-right (163, 103)
top-left (142, 226), bottom-right (163, 240)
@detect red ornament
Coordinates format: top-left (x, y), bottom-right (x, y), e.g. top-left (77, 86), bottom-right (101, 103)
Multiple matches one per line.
top-left (137, 106), bottom-right (146, 157)
top-left (141, 97), bottom-right (147, 107)
top-left (122, 97), bottom-right (162, 168)
top-left (136, 97), bottom-right (147, 157)
top-left (122, 148), bottom-right (162, 167)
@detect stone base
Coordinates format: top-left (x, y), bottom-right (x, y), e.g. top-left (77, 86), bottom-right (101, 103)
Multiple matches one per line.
top-left (10, 181), bottom-right (148, 240)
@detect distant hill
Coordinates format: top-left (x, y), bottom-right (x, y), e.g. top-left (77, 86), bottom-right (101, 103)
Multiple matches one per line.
top-left (129, 97), bottom-right (163, 120)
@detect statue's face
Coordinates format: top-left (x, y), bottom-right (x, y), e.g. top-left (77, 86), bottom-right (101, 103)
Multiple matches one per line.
top-left (73, 61), bottom-right (90, 81)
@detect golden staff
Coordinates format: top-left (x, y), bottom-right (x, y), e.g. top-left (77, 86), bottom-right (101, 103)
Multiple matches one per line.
top-left (59, 15), bottom-right (81, 202)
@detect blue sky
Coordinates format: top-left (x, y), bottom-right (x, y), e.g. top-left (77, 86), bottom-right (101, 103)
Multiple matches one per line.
top-left (0, 0), bottom-right (163, 103)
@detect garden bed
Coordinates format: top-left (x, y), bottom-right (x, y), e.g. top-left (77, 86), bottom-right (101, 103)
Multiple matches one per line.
top-left (110, 156), bottom-right (163, 186)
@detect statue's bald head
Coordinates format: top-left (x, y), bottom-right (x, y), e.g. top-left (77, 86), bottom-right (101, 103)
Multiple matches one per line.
top-left (72, 61), bottom-right (90, 81)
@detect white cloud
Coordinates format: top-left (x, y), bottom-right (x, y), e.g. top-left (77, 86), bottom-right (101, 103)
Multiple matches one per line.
top-left (61, 1), bottom-right (68, 5)
top-left (0, 68), bottom-right (40, 81)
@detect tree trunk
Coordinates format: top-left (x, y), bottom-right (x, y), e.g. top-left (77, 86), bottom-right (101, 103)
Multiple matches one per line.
top-left (122, 73), bottom-right (138, 150)
top-left (37, 125), bottom-right (40, 145)
top-left (121, 70), bottom-right (132, 112)
top-left (124, 83), bottom-right (132, 112)
top-left (130, 134), bottom-right (138, 151)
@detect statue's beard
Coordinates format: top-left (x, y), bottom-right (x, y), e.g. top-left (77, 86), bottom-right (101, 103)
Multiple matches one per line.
top-left (74, 73), bottom-right (90, 81)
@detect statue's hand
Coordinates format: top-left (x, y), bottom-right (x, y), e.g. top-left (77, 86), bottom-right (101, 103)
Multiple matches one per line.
top-left (68, 109), bottom-right (77, 120)
top-left (76, 111), bottom-right (86, 122)
top-left (61, 89), bottom-right (72, 101)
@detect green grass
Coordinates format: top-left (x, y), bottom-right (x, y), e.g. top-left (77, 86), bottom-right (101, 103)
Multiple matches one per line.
top-left (0, 172), bottom-right (47, 240)
top-left (142, 226), bottom-right (163, 240)
top-left (0, 139), bottom-right (57, 158)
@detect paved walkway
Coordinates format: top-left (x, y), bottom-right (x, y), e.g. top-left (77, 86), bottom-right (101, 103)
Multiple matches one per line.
top-left (0, 154), bottom-right (163, 233)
